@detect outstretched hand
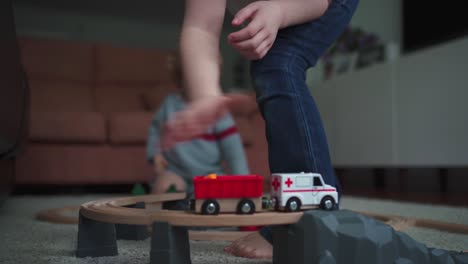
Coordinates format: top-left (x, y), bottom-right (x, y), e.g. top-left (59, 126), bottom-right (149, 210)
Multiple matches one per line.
top-left (161, 93), bottom-right (254, 150)
top-left (228, 1), bottom-right (283, 60)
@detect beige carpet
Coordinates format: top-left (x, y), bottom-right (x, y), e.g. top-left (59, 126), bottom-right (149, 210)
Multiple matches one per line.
top-left (0, 194), bottom-right (467, 264)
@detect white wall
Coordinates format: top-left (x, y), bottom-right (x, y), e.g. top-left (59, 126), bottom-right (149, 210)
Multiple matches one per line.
top-left (351, 0), bottom-right (402, 48)
top-left (395, 36), bottom-right (468, 166)
top-left (312, 36), bottom-right (468, 166)
top-left (307, 0), bottom-right (402, 89)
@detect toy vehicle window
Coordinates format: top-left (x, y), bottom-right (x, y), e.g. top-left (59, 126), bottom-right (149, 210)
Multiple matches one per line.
top-left (313, 177), bottom-right (323, 186)
top-left (296, 177), bottom-right (311, 187)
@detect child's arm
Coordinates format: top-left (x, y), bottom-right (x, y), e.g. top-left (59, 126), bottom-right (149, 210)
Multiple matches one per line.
top-left (233, 0), bottom-right (330, 30)
top-left (180, 0), bottom-right (226, 100)
top-left (228, 0), bottom-right (330, 60)
top-left (146, 111), bottom-right (163, 163)
top-left (146, 98), bottom-right (169, 171)
top-left (163, 0), bottom-right (254, 149)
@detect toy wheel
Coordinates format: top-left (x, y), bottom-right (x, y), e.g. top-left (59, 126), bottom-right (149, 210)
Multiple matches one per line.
top-left (286, 197), bottom-right (301, 212)
top-left (320, 196), bottom-right (335, 211)
top-left (271, 197), bottom-right (279, 211)
top-left (237, 199), bottom-right (256, 214)
top-left (201, 199), bottom-right (220, 215)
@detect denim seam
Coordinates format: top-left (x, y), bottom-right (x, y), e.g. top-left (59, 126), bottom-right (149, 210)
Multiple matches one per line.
top-left (286, 56), bottom-right (318, 173)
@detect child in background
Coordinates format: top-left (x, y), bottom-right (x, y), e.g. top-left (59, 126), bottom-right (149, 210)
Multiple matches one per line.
top-left (161, 0), bottom-right (359, 259)
top-left (146, 54), bottom-right (249, 199)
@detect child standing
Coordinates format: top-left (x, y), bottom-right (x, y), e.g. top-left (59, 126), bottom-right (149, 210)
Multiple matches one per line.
top-left (162, 0), bottom-right (359, 259)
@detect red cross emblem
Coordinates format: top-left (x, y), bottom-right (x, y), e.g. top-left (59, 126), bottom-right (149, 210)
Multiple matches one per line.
top-left (272, 177), bottom-right (280, 191)
top-left (285, 178), bottom-right (293, 188)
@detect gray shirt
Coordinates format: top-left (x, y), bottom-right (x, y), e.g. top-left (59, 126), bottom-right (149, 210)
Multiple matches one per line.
top-left (146, 93), bottom-right (250, 185)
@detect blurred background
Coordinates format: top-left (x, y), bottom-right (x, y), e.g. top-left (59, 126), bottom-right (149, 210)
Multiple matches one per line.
top-left (2, 0), bottom-right (468, 206)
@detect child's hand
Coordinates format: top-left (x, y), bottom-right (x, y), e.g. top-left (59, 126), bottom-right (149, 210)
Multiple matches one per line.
top-left (161, 93), bottom-right (252, 150)
top-left (152, 171), bottom-right (187, 194)
top-left (228, 1), bottom-right (283, 60)
top-left (153, 154), bottom-right (168, 175)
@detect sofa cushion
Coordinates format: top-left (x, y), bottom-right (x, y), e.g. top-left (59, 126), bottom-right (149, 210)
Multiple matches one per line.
top-left (30, 80), bottom-right (95, 112)
top-left (19, 37), bottom-right (94, 82)
top-left (94, 86), bottom-right (147, 113)
top-left (30, 112), bottom-right (107, 143)
top-left (15, 145), bottom-right (153, 184)
top-left (95, 44), bottom-right (175, 85)
top-left (108, 112), bottom-right (154, 145)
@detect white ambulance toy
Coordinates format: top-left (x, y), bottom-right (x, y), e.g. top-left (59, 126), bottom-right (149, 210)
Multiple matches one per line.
top-left (270, 172), bottom-right (338, 211)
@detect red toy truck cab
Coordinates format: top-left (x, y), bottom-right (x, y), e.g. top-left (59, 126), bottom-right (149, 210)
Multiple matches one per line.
top-left (191, 174), bottom-right (263, 215)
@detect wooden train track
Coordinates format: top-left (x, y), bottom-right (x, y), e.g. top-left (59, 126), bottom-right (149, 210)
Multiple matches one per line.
top-left (79, 192), bottom-right (304, 227)
top-left (36, 193), bottom-right (468, 241)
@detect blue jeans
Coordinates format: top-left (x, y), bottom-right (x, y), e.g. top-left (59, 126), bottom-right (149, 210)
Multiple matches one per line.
top-left (252, 0), bottom-right (359, 243)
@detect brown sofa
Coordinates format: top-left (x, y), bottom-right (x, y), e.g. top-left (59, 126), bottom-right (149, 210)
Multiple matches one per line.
top-left (15, 36), bottom-right (272, 190)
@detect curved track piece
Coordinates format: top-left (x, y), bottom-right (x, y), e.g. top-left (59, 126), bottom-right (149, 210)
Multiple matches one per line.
top-left (37, 193), bottom-right (468, 237)
top-left (79, 192), bottom-right (304, 227)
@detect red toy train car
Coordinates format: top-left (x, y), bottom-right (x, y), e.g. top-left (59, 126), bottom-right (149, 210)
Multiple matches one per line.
top-left (191, 174), bottom-right (264, 215)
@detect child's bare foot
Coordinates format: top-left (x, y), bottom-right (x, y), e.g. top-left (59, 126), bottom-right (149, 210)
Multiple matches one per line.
top-left (224, 232), bottom-right (273, 259)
